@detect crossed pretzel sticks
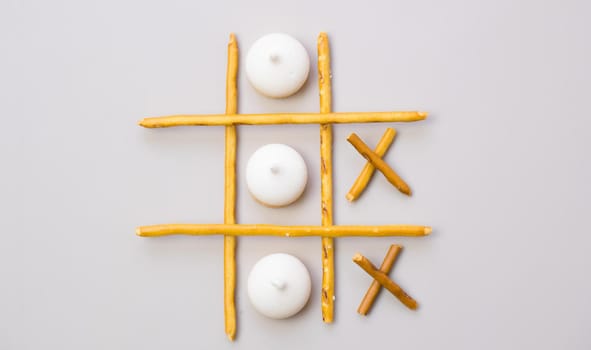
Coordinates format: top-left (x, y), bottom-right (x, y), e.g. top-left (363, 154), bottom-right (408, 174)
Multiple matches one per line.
top-left (347, 128), bottom-right (412, 200)
top-left (354, 244), bottom-right (418, 313)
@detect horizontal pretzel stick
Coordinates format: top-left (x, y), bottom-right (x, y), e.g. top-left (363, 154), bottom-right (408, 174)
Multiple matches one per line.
top-left (138, 111), bottom-right (428, 128)
top-left (347, 133), bottom-right (412, 196)
top-left (357, 244), bottom-right (402, 315)
top-left (353, 253), bottom-right (418, 310)
top-left (346, 128), bottom-right (397, 202)
top-left (137, 224), bottom-right (432, 238)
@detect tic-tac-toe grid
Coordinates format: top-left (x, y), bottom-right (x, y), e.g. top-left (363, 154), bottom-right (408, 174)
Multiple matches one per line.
top-left (137, 32), bottom-right (430, 341)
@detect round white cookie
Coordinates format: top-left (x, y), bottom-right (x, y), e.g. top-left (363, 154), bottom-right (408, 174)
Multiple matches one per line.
top-left (246, 144), bottom-right (308, 207)
top-left (245, 33), bottom-right (310, 98)
top-left (247, 253), bottom-right (311, 319)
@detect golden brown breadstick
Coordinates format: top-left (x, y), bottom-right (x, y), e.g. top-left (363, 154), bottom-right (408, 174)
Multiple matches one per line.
top-left (318, 32), bottom-right (334, 323)
top-left (353, 253), bottom-right (418, 310)
top-left (347, 133), bottom-right (412, 196)
top-left (136, 224), bottom-right (432, 237)
top-left (138, 111), bottom-right (427, 128)
top-left (223, 33), bottom-right (238, 341)
top-left (346, 128), bottom-right (397, 202)
top-left (357, 244), bottom-right (402, 315)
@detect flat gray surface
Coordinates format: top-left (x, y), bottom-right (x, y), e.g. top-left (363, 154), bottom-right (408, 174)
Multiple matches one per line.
top-left (2, 0), bottom-right (590, 349)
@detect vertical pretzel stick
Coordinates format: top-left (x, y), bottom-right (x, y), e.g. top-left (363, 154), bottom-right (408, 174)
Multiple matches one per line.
top-left (347, 133), bottom-right (412, 196)
top-left (357, 244), bottom-right (402, 315)
top-left (346, 128), bottom-right (397, 202)
top-left (318, 32), bottom-right (335, 323)
top-left (223, 33), bottom-right (238, 341)
top-left (353, 253), bottom-right (418, 310)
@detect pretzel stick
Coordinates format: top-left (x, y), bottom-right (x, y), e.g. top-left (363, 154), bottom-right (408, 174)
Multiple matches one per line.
top-left (223, 33), bottom-right (238, 341)
top-left (318, 32), bottom-right (334, 323)
top-left (346, 128), bottom-right (396, 202)
top-left (347, 133), bottom-right (412, 196)
top-left (353, 253), bottom-right (418, 310)
top-left (357, 244), bottom-right (402, 315)
top-left (138, 111), bottom-right (427, 128)
top-left (137, 224), bottom-right (432, 237)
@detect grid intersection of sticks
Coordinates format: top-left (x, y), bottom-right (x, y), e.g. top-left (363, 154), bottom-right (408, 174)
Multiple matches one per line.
top-left (137, 32), bottom-right (430, 341)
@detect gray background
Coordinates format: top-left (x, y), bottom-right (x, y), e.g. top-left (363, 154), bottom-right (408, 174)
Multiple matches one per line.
top-left (2, 0), bottom-right (590, 349)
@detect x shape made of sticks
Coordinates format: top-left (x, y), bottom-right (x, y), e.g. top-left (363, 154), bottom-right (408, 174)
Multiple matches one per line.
top-left (353, 247), bottom-right (418, 311)
top-left (347, 131), bottom-right (412, 196)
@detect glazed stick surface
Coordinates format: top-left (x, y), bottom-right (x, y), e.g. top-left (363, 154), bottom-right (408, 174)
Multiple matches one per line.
top-left (137, 224), bottom-right (432, 238)
top-left (353, 253), bottom-right (418, 310)
top-left (348, 133), bottom-right (412, 196)
top-left (318, 32), bottom-right (335, 323)
top-left (357, 244), bottom-right (402, 315)
top-left (346, 128), bottom-right (397, 201)
top-left (138, 111), bottom-right (427, 128)
top-left (223, 33), bottom-right (238, 341)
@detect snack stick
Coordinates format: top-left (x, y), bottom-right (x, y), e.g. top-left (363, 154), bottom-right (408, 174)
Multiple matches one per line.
top-left (353, 253), bottom-right (418, 310)
top-left (357, 244), bottom-right (402, 315)
top-left (346, 128), bottom-right (396, 201)
top-left (223, 33), bottom-right (238, 341)
top-left (318, 32), bottom-right (334, 323)
top-left (139, 111), bottom-right (427, 128)
top-left (347, 133), bottom-right (412, 196)
top-left (137, 224), bottom-right (432, 237)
